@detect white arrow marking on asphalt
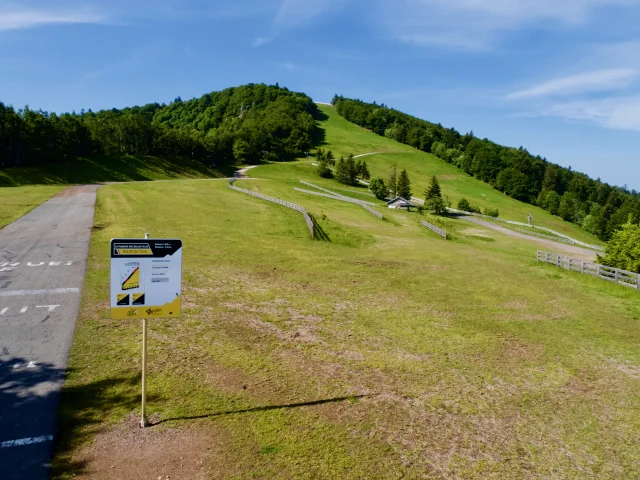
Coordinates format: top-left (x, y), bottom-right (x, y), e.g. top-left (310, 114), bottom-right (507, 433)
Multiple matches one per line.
top-left (0, 435), bottom-right (54, 448)
top-left (0, 288), bottom-right (79, 297)
top-left (35, 305), bottom-right (60, 312)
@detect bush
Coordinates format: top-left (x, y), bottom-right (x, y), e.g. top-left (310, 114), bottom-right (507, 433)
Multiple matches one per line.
top-left (457, 198), bottom-right (481, 214)
top-left (483, 207), bottom-right (499, 218)
top-left (316, 160), bottom-right (332, 178)
top-left (369, 177), bottom-right (388, 200)
top-left (599, 216), bottom-right (640, 273)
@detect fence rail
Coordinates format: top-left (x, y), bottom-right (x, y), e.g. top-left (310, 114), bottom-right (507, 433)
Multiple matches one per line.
top-left (537, 250), bottom-right (639, 290)
top-left (228, 179), bottom-right (314, 238)
top-left (299, 181), bottom-right (377, 206)
top-left (448, 207), bottom-right (604, 251)
top-left (421, 220), bottom-right (447, 239)
top-left (295, 183), bottom-right (383, 220)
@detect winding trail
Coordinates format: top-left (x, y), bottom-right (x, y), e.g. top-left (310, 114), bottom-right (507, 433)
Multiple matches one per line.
top-left (461, 216), bottom-right (597, 261)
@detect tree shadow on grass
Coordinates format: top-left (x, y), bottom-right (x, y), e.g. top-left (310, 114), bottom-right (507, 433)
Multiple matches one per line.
top-left (309, 214), bottom-right (331, 241)
top-left (153, 394), bottom-right (373, 426)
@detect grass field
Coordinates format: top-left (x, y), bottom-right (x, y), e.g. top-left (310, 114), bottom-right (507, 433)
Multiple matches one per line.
top-left (0, 185), bottom-right (66, 228)
top-left (53, 176), bottom-right (640, 478)
top-left (314, 105), bottom-right (603, 246)
top-left (0, 154), bottom-right (225, 187)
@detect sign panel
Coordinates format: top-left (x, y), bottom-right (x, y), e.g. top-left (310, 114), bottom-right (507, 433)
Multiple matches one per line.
top-left (110, 238), bottom-right (182, 319)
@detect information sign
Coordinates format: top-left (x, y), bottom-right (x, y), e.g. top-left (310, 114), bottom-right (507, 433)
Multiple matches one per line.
top-left (110, 238), bottom-right (182, 319)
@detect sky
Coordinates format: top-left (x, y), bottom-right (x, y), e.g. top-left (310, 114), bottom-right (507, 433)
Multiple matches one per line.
top-left (1, 0), bottom-right (639, 189)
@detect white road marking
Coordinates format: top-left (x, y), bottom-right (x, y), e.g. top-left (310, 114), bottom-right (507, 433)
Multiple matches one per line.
top-left (27, 262), bottom-right (44, 267)
top-left (36, 305), bottom-right (60, 312)
top-left (0, 435), bottom-right (54, 448)
top-left (49, 262), bottom-right (61, 266)
top-left (0, 267), bottom-right (16, 272)
top-left (19, 306), bottom-right (28, 314)
top-left (0, 288), bottom-right (79, 297)
top-left (0, 262), bottom-right (20, 267)
top-left (27, 361), bottom-right (37, 368)
top-left (0, 308), bottom-right (7, 315)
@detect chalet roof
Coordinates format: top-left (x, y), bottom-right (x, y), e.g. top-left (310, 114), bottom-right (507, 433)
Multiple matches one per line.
top-left (386, 197), bottom-right (412, 206)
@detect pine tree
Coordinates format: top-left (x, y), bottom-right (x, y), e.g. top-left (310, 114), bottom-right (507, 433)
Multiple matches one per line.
top-left (317, 159), bottom-right (332, 178)
top-left (397, 169), bottom-right (412, 199)
top-left (335, 157), bottom-right (350, 184)
top-left (424, 175), bottom-right (446, 214)
top-left (345, 154), bottom-right (357, 185)
top-left (360, 160), bottom-right (370, 180)
top-left (388, 162), bottom-right (398, 197)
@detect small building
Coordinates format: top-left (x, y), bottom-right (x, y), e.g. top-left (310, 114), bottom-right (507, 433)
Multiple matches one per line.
top-left (386, 197), bottom-right (414, 210)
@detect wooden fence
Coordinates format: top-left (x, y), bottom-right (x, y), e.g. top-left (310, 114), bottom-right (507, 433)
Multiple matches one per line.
top-left (421, 220), bottom-right (447, 239)
top-left (299, 181), bottom-right (377, 206)
top-left (448, 207), bottom-right (604, 251)
top-left (228, 179), bottom-right (314, 238)
top-left (295, 183), bottom-right (384, 220)
top-left (537, 250), bottom-right (639, 290)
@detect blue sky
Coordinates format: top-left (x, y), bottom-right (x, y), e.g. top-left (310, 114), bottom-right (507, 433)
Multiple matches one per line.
top-left (1, 0), bottom-right (639, 189)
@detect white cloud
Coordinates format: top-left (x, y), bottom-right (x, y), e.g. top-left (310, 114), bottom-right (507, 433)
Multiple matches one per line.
top-left (283, 62), bottom-right (296, 70)
top-left (0, 5), bottom-right (106, 31)
top-left (506, 69), bottom-right (639, 99)
top-left (375, 0), bottom-right (635, 49)
top-left (542, 96), bottom-right (640, 132)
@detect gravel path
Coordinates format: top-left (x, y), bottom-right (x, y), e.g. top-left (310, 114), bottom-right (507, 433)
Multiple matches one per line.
top-left (461, 216), bottom-right (598, 261)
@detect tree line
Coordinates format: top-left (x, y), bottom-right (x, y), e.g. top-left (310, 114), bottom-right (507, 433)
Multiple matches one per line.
top-left (332, 95), bottom-right (640, 240)
top-left (0, 84), bottom-right (318, 170)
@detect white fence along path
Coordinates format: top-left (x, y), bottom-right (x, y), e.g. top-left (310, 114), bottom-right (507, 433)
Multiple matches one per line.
top-left (448, 207), bottom-right (604, 251)
top-left (421, 220), bottom-right (447, 239)
top-left (537, 250), bottom-right (639, 290)
top-left (228, 179), bottom-right (314, 238)
top-left (297, 181), bottom-right (383, 219)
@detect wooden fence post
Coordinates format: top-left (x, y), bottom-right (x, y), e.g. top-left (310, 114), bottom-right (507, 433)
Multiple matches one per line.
top-left (596, 264), bottom-right (601, 277)
top-left (615, 270), bottom-right (620, 284)
top-left (556, 255), bottom-right (560, 267)
top-left (637, 273), bottom-right (640, 290)
top-left (581, 261), bottom-right (585, 274)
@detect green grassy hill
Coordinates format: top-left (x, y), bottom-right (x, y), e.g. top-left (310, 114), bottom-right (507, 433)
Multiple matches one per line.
top-left (313, 105), bottom-right (602, 245)
top-left (55, 175), bottom-right (640, 478)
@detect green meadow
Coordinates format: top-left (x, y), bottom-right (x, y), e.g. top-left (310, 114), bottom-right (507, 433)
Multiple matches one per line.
top-left (52, 170), bottom-right (640, 478)
top-left (0, 185), bottom-right (66, 228)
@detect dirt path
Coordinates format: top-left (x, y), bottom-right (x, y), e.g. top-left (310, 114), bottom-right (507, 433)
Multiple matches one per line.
top-left (461, 216), bottom-right (598, 261)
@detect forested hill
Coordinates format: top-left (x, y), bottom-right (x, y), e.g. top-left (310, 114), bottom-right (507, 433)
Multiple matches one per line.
top-left (0, 84), bottom-right (318, 170)
top-left (332, 95), bottom-right (640, 240)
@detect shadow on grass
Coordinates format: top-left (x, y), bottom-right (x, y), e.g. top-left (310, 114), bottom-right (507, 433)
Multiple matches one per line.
top-left (0, 155), bottom-right (225, 187)
top-left (50, 374), bottom-right (142, 479)
top-left (309, 214), bottom-right (331, 241)
top-left (154, 394), bottom-right (373, 425)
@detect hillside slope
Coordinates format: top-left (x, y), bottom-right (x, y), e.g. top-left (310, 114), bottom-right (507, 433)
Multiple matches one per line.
top-left (312, 104), bottom-right (602, 245)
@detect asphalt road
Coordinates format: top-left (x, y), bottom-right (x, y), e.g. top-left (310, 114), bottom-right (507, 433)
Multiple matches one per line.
top-left (0, 185), bottom-right (99, 480)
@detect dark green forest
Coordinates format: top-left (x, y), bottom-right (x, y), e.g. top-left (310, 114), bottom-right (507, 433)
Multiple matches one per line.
top-left (332, 95), bottom-right (640, 240)
top-left (0, 84), bottom-right (318, 171)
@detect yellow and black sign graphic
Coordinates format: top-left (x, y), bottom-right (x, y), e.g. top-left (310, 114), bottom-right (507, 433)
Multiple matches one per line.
top-left (132, 293), bottom-right (145, 305)
top-left (113, 243), bottom-right (153, 256)
top-left (117, 294), bottom-right (130, 306)
top-left (122, 267), bottom-right (140, 290)
top-left (111, 295), bottom-right (181, 320)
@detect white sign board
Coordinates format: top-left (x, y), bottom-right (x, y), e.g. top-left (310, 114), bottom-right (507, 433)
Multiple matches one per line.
top-left (110, 238), bottom-right (182, 319)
